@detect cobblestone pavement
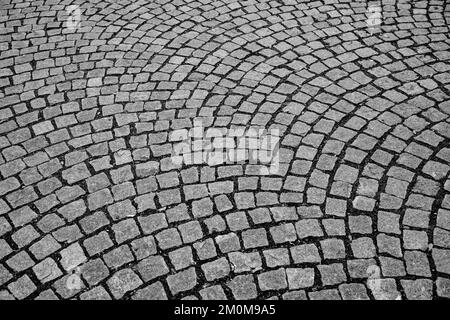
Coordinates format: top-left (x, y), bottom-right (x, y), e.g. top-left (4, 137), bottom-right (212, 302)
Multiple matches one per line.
top-left (1, 0), bottom-right (450, 300)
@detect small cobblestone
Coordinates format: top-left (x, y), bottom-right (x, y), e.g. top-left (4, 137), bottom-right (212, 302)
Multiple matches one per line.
top-left (0, 0), bottom-right (448, 300)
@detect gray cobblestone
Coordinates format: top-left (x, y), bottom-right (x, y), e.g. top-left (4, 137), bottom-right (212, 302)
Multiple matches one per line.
top-left (258, 268), bottom-right (287, 291)
top-left (0, 0), bottom-right (448, 300)
top-left (107, 268), bottom-right (143, 299)
top-left (201, 257), bottom-right (230, 281)
top-left (166, 267), bottom-right (197, 295)
top-left (227, 274), bottom-right (257, 299)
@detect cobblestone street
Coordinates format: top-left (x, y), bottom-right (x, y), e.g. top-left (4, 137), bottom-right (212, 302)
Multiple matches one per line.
top-left (1, 0), bottom-right (450, 300)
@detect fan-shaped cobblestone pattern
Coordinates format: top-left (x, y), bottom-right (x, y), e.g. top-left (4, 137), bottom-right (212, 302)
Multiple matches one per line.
top-left (1, 0), bottom-right (450, 300)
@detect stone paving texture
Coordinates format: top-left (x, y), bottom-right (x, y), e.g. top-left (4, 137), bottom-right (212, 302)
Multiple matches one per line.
top-left (0, 0), bottom-right (450, 300)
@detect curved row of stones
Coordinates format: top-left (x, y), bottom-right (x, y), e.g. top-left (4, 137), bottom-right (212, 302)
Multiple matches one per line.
top-left (0, 0), bottom-right (450, 300)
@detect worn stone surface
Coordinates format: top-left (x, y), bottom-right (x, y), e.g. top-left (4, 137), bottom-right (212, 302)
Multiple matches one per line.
top-left (0, 0), bottom-right (449, 300)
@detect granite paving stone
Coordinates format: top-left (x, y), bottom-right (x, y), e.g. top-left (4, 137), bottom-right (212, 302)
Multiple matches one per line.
top-left (0, 0), bottom-right (448, 301)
